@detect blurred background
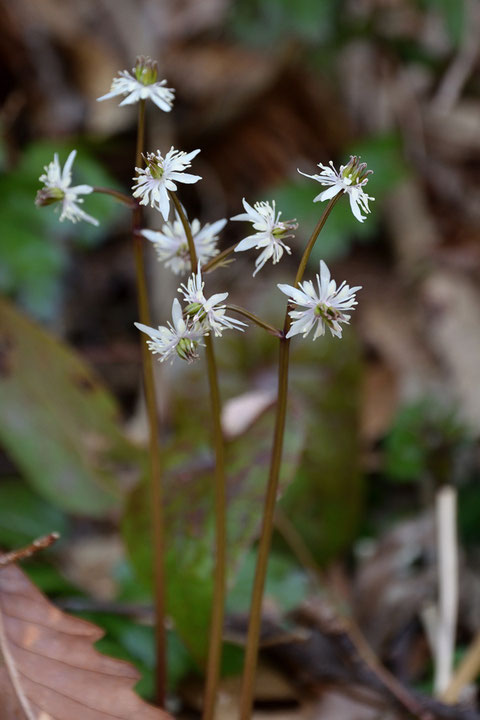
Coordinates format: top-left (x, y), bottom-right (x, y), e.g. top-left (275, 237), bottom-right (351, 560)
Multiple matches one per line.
top-left (1, 0), bottom-right (480, 717)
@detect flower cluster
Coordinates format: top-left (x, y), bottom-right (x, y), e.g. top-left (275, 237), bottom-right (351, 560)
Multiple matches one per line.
top-left (141, 214), bottom-right (225, 275)
top-left (97, 56), bottom-right (174, 111)
top-left (35, 150), bottom-right (98, 226)
top-left (231, 199), bottom-right (297, 276)
top-left (35, 50), bottom-right (372, 353)
top-left (135, 265), bottom-right (245, 363)
top-left (132, 147), bottom-right (202, 220)
top-left (299, 155), bottom-right (374, 223)
top-left (278, 260), bottom-right (361, 340)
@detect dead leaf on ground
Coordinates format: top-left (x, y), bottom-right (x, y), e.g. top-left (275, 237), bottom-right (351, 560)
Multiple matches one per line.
top-left (0, 563), bottom-right (171, 720)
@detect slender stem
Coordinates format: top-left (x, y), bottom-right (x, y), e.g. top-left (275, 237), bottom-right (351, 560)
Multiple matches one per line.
top-left (238, 336), bottom-right (290, 720)
top-left (172, 192), bottom-right (227, 720)
top-left (202, 242), bottom-right (238, 273)
top-left (92, 186), bottom-right (137, 208)
top-left (202, 334), bottom-right (227, 720)
top-left (169, 191), bottom-right (198, 266)
top-left (225, 304), bottom-right (282, 338)
top-left (294, 193), bottom-right (341, 288)
top-left (238, 195), bottom-right (340, 720)
top-left (133, 99), bottom-right (166, 707)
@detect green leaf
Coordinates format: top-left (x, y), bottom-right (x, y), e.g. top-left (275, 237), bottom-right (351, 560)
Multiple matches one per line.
top-left (122, 402), bottom-right (306, 664)
top-left (0, 297), bottom-right (141, 515)
top-left (0, 478), bottom-right (69, 549)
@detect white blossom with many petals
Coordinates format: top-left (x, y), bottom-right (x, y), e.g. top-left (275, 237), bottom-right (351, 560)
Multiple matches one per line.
top-left (97, 57), bottom-right (174, 111)
top-left (141, 215), bottom-right (226, 275)
top-left (35, 150), bottom-right (98, 226)
top-left (231, 199), bottom-right (297, 276)
top-left (298, 156), bottom-right (374, 223)
top-left (132, 148), bottom-right (201, 221)
top-left (135, 298), bottom-right (205, 364)
top-left (278, 260), bottom-right (361, 339)
top-left (179, 265), bottom-right (246, 337)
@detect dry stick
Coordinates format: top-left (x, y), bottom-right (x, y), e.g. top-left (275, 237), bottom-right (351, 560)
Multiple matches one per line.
top-left (443, 631), bottom-right (480, 704)
top-left (170, 190), bottom-right (227, 720)
top-left (275, 510), bottom-right (435, 720)
top-left (133, 99), bottom-right (166, 707)
top-left (0, 533), bottom-right (60, 568)
top-left (238, 193), bottom-right (341, 720)
top-left (434, 486), bottom-right (459, 697)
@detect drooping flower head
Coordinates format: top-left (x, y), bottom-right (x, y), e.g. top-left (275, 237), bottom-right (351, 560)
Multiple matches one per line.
top-left (231, 199), bottom-right (297, 276)
top-left (298, 156), bottom-right (374, 223)
top-left (135, 298), bottom-right (205, 364)
top-left (141, 214), bottom-right (226, 275)
top-left (97, 56), bottom-right (175, 112)
top-left (132, 147), bottom-right (202, 221)
top-left (35, 150), bottom-right (99, 226)
top-left (278, 260), bottom-right (361, 340)
top-left (179, 264), bottom-right (246, 337)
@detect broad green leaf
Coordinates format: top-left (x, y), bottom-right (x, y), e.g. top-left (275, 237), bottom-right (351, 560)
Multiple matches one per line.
top-left (0, 297), bottom-right (141, 515)
top-left (122, 402), bottom-right (306, 664)
top-left (0, 478), bottom-right (69, 548)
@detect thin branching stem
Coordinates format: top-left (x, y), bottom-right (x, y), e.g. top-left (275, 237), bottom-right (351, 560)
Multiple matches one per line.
top-left (238, 194), bottom-right (340, 720)
top-left (132, 99), bottom-right (167, 707)
top-left (92, 186), bottom-right (137, 208)
top-left (171, 192), bottom-right (227, 720)
top-left (225, 304), bottom-right (282, 338)
top-left (202, 242), bottom-right (238, 273)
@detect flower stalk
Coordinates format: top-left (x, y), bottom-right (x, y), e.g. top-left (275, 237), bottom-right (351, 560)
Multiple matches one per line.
top-left (237, 194), bottom-right (341, 720)
top-left (172, 191), bottom-right (227, 720)
top-left (133, 99), bottom-right (167, 707)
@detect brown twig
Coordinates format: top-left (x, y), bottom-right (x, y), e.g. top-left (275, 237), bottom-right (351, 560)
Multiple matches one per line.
top-left (0, 533), bottom-right (60, 567)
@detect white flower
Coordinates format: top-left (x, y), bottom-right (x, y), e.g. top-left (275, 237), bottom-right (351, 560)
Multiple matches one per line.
top-left (141, 214), bottom-right (226, 275)
top-left (35, 150), bottom-right (98, 226)
top-left (179, 264), bottom-right (246, 337)
top-left (298, 155), bottom-right (374, 223)
top-left (278, 260), bottom-right (361, 340)
top-left (231, 199), bottom-right (297, 276)
top-left (132, 147), bottom-right (202, 221)
top-left (135, 298), bottom-right (205, 364)
top-left (97, 56), bottom-right (174, 111)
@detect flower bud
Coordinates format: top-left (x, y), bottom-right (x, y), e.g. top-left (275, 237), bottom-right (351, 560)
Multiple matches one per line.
top-left (134, 56), bottom-right (158, 85)
top-left (176, 337), bottom-right (199, 362)
top-left (35, 187), bottom-right (65, 207)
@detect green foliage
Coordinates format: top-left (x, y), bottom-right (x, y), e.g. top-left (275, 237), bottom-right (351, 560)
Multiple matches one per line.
top-left (0, 478), bottom-right (69, 548)
top-left (228, 547), bottom-right (309, 614)
top-left (0, 297), bottom-right (142, 515)
top-left (423, 0), bottom-right (466, 47)
top-left (0, 140), bottom-right (123, 321)
top-left (384, 397), bottom-right (470, 485)
top-left (122, 402), bottom-right (306, 665)
top-left (229, 0), bottom-right (337, 46)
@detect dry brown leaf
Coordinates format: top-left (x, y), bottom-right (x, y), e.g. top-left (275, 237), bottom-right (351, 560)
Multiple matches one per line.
top-left (0, 564), bottom-right (171, 720)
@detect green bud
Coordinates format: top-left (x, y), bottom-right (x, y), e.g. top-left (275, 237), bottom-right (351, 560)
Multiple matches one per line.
top-left (185, 302), bottom-right (205, 320)
top-left (35, 187), bottom-right (65, 207)
top-left (134, 56), bottom-right (158, 85)
top-left (176, 337), bottom-right (198, 362)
